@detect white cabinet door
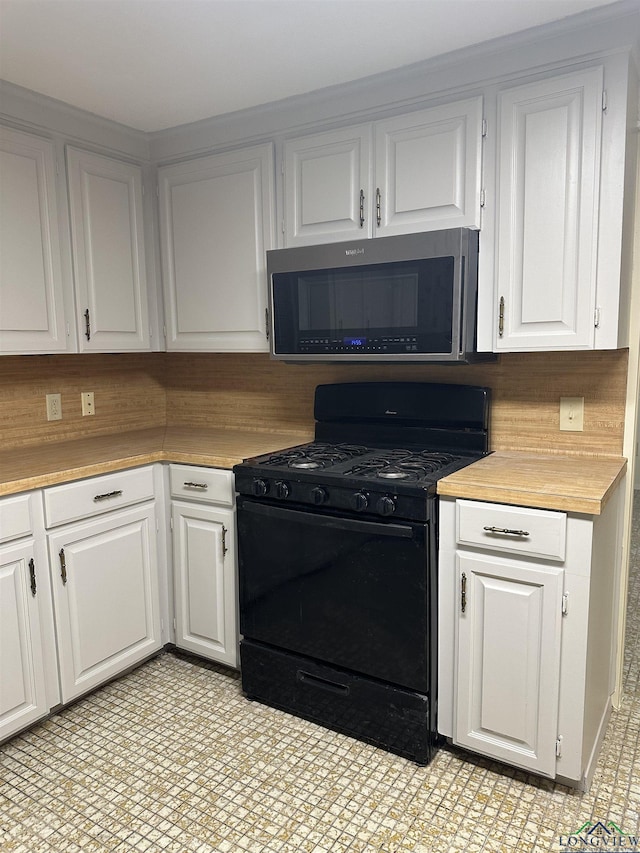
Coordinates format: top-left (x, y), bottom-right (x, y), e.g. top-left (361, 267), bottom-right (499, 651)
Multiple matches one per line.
top-left (283, 125), bottom-right (372, 245)
top-left (491, 67), bottom-right (603, 350)
top-left (0, 127), bottom-right (70, 354)
top-left (374, 98), bottom-right (483, 237)
top-left (159, 143), bottom-right (275, 351)
top-left (172, 501), bottom-right (237, 667)
top-left (0, 540), bottom-right (48, 740)
top-left (455, 551), bottom-right (564, 777)
top-left (66, 147), bottom-right (151, 352)
top-left (282, 98), bottom-right (482, 246)
top-left (48, 503), bottom-right (161, 703)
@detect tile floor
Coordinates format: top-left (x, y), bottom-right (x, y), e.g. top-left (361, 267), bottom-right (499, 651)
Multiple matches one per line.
top-left (1, 495), bottom-right (639, 853)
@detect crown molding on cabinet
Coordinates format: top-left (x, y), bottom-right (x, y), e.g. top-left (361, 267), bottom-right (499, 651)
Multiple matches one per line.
top-left (0, 79), bottom-right (151, 162)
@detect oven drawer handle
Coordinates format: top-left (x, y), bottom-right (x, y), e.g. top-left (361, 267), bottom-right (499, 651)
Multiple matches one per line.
top-left (297, 670), bottom-right (350, 696)
top-left (483, 525), bottom-right (530, 537)
top-left (241, 500), bottom-right (414, 538)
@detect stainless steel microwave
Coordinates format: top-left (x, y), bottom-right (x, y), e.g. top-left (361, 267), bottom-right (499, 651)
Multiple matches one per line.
top-left (267, 228), bottom-right (491, 363)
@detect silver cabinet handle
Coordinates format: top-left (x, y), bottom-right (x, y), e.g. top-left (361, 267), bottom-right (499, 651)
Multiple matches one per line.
top-left (183, 481), bottom-right (208, 490)
top-left (483, 525), bottom-right (530, 537)
top-left (376, 187), bottom-right (381, 226)
top-left (59, 549), bottom-right (67, 585)
top-left (359, 189), bottom-right (365, 227)
top-left (94, 490), bottom-right (123, 502)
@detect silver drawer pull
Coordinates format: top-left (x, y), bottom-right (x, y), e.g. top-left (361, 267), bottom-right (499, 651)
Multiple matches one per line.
top-left (183, 481), bottom-right (208, 490)
top-left (483, 525), bottom-right (530, 537)
top-left (94, 490), bottom-right (123, 502)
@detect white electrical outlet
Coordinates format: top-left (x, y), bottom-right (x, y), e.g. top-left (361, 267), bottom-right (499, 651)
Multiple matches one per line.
top-left (81, 391), bottom-right (95, 416)
top-left (46, 393), bottom-right (62, 421)
top-left (559, 396), bottom-right (584, 431)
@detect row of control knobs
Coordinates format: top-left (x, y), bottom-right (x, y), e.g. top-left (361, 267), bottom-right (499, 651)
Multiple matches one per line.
top-left (250, 478), bottom-right (396, 515)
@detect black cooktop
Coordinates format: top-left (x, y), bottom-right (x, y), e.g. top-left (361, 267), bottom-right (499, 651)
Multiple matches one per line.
top-left (242, 440), bottom-right (475, 487)
top-left (233, 382), bottom-right (490, 520)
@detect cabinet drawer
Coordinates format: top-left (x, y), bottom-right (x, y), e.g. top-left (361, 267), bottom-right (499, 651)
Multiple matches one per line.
top-left (169, 465), bottom-right (234, 507)
top-left (44, 466), bottom-right (155, 528)
top-left (0, 493), bottom-right (34, 543)
top-left (456, 500), bottom-right (567, 561)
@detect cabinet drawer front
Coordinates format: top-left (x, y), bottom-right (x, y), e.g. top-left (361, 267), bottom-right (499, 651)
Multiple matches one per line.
top-left (456, 500), bottom-right (566, 561)
top-left (0, 493), bottom-right (34, 543)
top-left (169, 465), bottom-right (234, 507)
top-left (44, 466), bottom-right (155, 528)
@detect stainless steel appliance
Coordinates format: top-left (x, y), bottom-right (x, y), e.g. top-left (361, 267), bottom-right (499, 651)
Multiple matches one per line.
top-left (267, 229), bottom-right (492, 363)
top-left (233, 382), bottom-right (490, 764)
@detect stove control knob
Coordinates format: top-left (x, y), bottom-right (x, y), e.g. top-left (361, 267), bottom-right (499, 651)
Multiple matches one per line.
top-left (376, 496), bottom-right (396, 516)
top-left (251, 478), bottom-right (269, 497)
top-left (275, 480), bottom-right (290, 499)
top-left (350, 491), bottom-right (369, 512)
top-left (311, 487), bottom-right (328, 505)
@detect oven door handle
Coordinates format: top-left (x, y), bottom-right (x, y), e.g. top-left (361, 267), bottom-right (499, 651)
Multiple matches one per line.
top-left (240, 499), bottom-right (415, 538)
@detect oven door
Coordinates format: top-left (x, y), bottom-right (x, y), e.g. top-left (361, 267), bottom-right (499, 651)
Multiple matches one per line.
top-left (237, 497), bottom-right (432, 693)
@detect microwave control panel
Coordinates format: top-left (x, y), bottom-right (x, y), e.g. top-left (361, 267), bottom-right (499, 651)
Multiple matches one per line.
top-left (298, 335), bottom-right (420, 354)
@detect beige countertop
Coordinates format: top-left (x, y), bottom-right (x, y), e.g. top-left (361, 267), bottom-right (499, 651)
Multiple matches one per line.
top-left (0, 431), bottom-right (626, 514)
top-left (437, 450), bottom-right (627, 515)
top-left (0, 426), bottom-right (313, 497)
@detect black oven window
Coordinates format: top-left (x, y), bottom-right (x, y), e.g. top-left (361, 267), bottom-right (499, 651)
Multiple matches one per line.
top-left (297, 269), bottom-right (420, 330)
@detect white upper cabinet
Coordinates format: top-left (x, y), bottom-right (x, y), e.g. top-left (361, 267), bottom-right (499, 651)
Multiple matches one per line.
top-left (478, 59), bottom-right (633, 352)
top-left (159, 143), bottom-right (275, 351)
top-left (374, 98), bottom-right (483, 237)
top-left (0, 127), bottom-right (70, 354)
top-left (284, 125), bottom-right (372, 246)
top-left (282, 98), bottom-right (483, 246)
top-left (66, 147), bottom-right (151, 352)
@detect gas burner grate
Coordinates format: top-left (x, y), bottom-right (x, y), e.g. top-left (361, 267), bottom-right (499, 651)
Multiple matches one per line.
top-left (261, 442), bottom-right (370, 470)
top-left (344, 451), bottom-right (458, 484)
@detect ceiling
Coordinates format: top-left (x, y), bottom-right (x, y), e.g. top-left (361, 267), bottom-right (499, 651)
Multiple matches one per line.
top-left (0, 0), bottom-right (627, 133)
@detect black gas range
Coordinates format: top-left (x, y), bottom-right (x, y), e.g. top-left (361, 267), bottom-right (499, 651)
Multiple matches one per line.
top-left (233, 382), bottom-right (490, 764)
top-left (233, 440), bottom-right (484, 523)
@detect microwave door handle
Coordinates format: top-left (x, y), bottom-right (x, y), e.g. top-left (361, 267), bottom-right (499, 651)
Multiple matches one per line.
top-left (240, 500), bottom-right (413, 539)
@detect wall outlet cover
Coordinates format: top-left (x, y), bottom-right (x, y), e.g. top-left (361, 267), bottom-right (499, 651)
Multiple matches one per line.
top-left (559, 396), bottom-right (584, 431)
top-left (81, 392), bottom-right (95, 416)
top-left (46, 393), bottom-right (62, 421)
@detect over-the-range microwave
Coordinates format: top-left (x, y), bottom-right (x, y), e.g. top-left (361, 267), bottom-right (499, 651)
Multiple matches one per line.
top-left (267, 228), bottom-right (493, 363)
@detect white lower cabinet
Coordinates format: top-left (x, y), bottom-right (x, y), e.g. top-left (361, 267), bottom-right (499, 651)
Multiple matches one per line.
top-left (44, 467), bottom-right (162, 704)
top-left (2, 460), bottom-right (241, 742)
top-left (439, 491), bottom-right (623, 788)
top-left (0, 540), bottom-right (48, 739)
top-left (0, 493), bottom-right (57, 741)
top-left (455, 552), bottom-right (564, 776)
top-left (170, 465), bottom-right (238, 668)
